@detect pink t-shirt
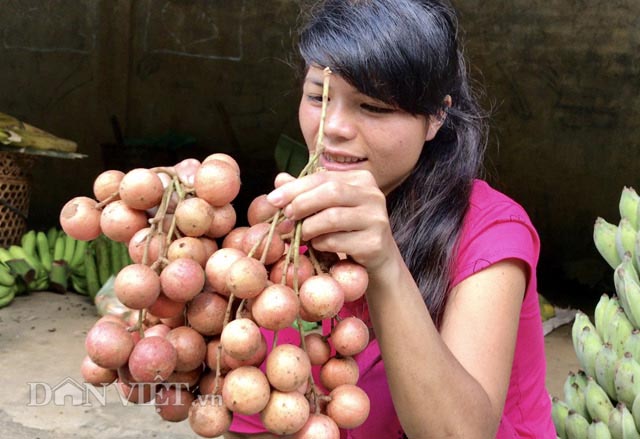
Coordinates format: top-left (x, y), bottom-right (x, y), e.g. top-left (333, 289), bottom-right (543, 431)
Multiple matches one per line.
top-left (230, 179), bottom-right (555, 438)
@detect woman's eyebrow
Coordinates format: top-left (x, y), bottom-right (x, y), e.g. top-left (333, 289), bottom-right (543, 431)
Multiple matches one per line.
top-left (304, 77), bottom-right (324, 87)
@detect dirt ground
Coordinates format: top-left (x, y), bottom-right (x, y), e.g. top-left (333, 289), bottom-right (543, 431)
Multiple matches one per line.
top-left (0, 291), bottom-right (579, 438)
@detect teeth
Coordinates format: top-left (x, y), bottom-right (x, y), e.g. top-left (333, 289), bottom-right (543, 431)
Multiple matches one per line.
top-left (325, 153), bottom-right (362, 163)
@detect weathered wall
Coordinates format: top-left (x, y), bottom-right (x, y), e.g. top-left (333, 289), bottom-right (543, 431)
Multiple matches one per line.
top-left (0, 0), bottom-right (638, 306)
top-left (456, 1), bottom-right (640, 305)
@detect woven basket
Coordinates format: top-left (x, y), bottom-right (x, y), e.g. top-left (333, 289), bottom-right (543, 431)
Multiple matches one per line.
top-left (0, 151), bottom-right (35, 247)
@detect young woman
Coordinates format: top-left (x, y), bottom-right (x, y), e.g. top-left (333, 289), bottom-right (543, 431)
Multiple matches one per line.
top-left (227, 0), bottom-right (555, 437)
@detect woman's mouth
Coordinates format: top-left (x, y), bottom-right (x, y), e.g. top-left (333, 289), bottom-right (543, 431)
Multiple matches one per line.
top-left (322, 152), bottom-right (366, 164)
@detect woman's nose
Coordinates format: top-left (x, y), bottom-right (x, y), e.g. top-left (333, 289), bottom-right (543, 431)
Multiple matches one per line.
top-left (323, 104), bottom-right (357, 141)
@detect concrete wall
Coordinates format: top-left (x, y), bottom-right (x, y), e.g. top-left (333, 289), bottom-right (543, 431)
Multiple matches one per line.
top-left (0, 0), bottom-right (638, 306)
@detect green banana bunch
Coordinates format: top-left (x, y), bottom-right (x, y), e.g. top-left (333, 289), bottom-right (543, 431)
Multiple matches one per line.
top-left (595, 342), bottom-right (619, 400)
top-left (0, 227), bottom-right (133, 308)
top-left (563, 372), bottom-right (590, 421)
top-left (575, 325), bottom-right (603, 378)
top-left (620, 187), bottom-right (640, 231)
top-left (588, 418), bottom-right (613, 439)
top-left (608, 402), bottom-right (640, 439)
top-left (617, 219), bottom-right (638, 261)
top-left (586, 375), bottom-right (615, 425)
top-left (552, 396), bottom-right (570, 439)
top-left (614, 352), bottom-right (640, 408)
top-left (596, 217), bottom-right (624, 270)
top-left (565, 409), bottom-right (589, 439)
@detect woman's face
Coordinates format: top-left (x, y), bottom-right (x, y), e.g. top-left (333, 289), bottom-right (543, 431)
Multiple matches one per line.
top-left (298, 66), bottom-right (443, 194)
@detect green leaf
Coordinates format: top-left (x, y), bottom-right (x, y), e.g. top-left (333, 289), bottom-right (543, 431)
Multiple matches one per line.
top-left (274, 134), bottom-right (308, 175)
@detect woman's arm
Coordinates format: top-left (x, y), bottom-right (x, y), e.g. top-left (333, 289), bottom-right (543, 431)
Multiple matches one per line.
top-left (366, 252), bottom-right (525, 438)
top-left (267, 170), bottom-right (526, 438)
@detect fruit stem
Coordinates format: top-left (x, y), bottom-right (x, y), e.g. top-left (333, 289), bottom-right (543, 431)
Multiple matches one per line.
top-left (259, 210), bottom-right (282, 265)
top-left (235, 299), bottom-right (246, 320)
top-left (279, 241), bottom-right (296, 286)
top-left (214, 343), bottom-right (223, 395)
top-left (298, 67), bottom-right (332, 177)
top-left (95, 191), bottom-right (119, 210)
top-left (307, 247), bottom-right (324, 275)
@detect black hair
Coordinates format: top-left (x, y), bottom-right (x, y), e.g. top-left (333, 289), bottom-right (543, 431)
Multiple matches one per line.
top-left (298, 0), bottom-right (488, 327)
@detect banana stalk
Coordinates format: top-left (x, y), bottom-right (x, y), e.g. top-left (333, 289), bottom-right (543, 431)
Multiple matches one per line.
top-left (0, 112), bottom-right (77, 152)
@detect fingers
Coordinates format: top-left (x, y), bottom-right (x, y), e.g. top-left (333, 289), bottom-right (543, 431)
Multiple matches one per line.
top-left (273, 172), bottom-right (295, 189)
top-left (267, 170), bottom-right (376, 211)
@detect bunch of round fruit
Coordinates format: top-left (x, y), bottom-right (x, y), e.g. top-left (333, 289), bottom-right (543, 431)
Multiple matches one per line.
top-left (62, 153), bottom-right (372, 438)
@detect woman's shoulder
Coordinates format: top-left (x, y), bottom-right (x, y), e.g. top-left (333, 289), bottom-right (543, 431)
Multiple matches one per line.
top-left (468, 179), bottom-right (529, 218)
top-left (450, 179), bottom-right (540, 288)
top-left (465, 179), bottom-right (536, 232)
top-left (455, 179), bottom-right (540, 274)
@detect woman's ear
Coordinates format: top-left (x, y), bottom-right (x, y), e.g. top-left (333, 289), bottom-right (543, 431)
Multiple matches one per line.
top-left (425, 95), bottom-right (452, 141)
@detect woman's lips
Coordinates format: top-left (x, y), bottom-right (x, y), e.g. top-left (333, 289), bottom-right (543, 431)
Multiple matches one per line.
top-left (320, 152), bottom-right (366, 169)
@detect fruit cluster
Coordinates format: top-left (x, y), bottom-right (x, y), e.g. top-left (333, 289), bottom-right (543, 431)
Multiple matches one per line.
top-left (61, 149), bottom-right (372, 437)
top-left (553, 187), bottom-right (640, 438)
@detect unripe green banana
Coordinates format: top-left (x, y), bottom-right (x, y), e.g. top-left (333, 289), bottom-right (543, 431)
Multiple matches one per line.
top-left (617, 218), bottom-right (638, 261)
top-left (586, 375), bottom-right (615, 424)
top-left (573, 310), bottom-right (597, 349)
top-left (595, 217), bottom-right (624, 269)
top-left (564, 372), bottom-right (590, 421)
top-left (595, 342), bottom-right (619, 400)
top-left (62, 234), bottom-right (76, 264)
top-left (52, 234), bottom-right (65, 261)
top-left (565, 409), bottom-right (589, 439)
top-left (8, 244), bottom-right (44, 278)
top-left (614, 261), bottom-right (640, 329)
top-left (634, 232), bottom-right (640, 275)
top-left (574, 369), bottom-right (589, 389)
top-left (576, 325), bottom-right (603, 378)
top-left (93, 236), bottom-right (111, 287)
top-left (597, 294), bottom-right (612, 338)
top-left (0, 263), bottom-right (15, 287)
top-left (35, 231), bottom-right (52, 272)
top-left (0, 288), bottom-right (15, 308)
top-left (608, 308), bottom-right (634, 357)
top-left (20, 229), bottom-right (37, 257)
top-left (608, 402), bottom-right (640, 439)
top-left (620, 268), bottom-right (640, 334)
top-left (46, 226), bottom-right (59, 252)
top-left (624, 330), bottom-right (640, 361)
top-left (632, 392), bottom-right (640, 434)
top-left (70, 239), bottom-right (88, 273)
top-left (588, 418), bottom-right (612, 439)
top-left (552, 396), bottom-right (570, 439)
top-left (620, 186), bottom-right (640, 230)
top-left (602, 297), bottom-right (623, 342)
top-left (84, 246), bottom-right (100, 300)
top-left (614, 352), bottom-right (640, 407)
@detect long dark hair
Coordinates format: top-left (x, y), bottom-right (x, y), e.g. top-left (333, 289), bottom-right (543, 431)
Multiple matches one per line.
top-left (298, 0), bottom-right (488, 327)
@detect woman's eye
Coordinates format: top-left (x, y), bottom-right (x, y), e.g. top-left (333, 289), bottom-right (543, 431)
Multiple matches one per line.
top-left (361, 103), bottom-right (394, 114)
top-left (306, 94), bottom-right (324, 103)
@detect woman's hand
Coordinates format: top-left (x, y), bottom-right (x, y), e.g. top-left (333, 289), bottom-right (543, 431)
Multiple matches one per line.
top-left (266, 170), bottom-right (397, 272)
